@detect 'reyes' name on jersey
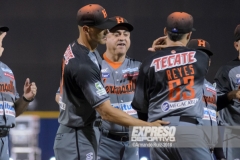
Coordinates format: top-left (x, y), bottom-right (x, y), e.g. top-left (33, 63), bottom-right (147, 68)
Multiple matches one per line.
top-left (111, 101), bottom-right (137, 115)
top-left (150, 51), bottom-right (197, 72)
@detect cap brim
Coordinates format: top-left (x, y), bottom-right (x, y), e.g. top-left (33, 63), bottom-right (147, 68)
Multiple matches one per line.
top-left (0, 26), bottom-right (9, 32)
top-left (199, 49), bottom-right (213, 56)
top-left (110, 23), bottom-right (134, 32)
top-left (94, 19), bottom-right (117, 30)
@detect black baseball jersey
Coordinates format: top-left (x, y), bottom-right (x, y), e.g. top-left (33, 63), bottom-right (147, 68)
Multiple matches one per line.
top-left (58, 41), bottom-right (110, 128)
top-left (214, 58), bottom-right (240, 126)
top-left (132, 46), bottom-right (209, 122)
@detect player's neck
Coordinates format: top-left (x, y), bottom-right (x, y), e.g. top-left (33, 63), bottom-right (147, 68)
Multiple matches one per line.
top-left (104, 50), bottom-right (125, 63)
top-left (103, 52), bottom-right (124, 69)
top-left (77, 36), bottom-right (97, 52)
top-left (166, 39), bottom-right (186, 47)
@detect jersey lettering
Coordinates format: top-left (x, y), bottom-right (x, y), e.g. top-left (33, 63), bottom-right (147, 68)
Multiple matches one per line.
top-left (168, 75), bottom-right (195, 101)
top-left (161, 98), bottom-right (199, 112)
top-left (0, 80), bottom-right (15, 94)
top-left (64, 45), bottom-right (75, 65)
top-left (205, 84), bottom-right (216, 94)
top-left (104, 79), bottom-right (136, 94)
top-left (111, 101), bottom-right (137, 115)
top-left (150, 51), bottom-right (197, 72)
top-left (203, 95), bottom-right (217, 107)
top-left (0, 101), bottom-right (15, 117)
top-left (166, 65), bottom-right (194, 80)
top-left (203, 107), bottom-right (216, 122)
top-left (4, 73), bottom-right (14, 79)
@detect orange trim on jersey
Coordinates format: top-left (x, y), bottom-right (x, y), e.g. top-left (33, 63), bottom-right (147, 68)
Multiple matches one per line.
top-left (103, 53), bottom-right (123, 69)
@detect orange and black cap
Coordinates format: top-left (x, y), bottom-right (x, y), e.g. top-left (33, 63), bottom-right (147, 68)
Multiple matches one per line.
top-left (109, 16), bottom-right (134, 32)
top-left (166, 12), bottom-right (195, 34)
top-left (77, 4), bottom-right (115, 30)
top-left (187, 39), bottom-right (213, 56)
top-left (234, 24), bottom-right (240, 42)
top-left (0, 26), bottom-right (9, 32)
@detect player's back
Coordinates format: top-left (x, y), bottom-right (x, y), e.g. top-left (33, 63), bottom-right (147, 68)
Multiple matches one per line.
top-left (133, 46), bottom-right (209, 122)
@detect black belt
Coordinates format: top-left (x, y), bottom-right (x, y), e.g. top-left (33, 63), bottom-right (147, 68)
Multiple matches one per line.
top-left (106, 132), bottom-right (129, 142)
top-left (0, 127), bottom-right (10, 137)
top-left (179, 117), bottom-right (198, 124)
top-left (160, 116), bottom-right (198, 124)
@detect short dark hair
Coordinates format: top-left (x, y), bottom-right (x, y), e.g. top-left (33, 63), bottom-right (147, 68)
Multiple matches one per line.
top-left (167, 31), bottom-right (185, 42)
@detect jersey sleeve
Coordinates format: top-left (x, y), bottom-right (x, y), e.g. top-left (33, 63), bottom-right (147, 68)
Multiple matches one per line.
top-left (214, 66), bottom-right (231, 109)
top-left (74, 64), bottom-right (109, 108)
top-left (12, 73), bottom-right (19, 100)
top-left (131, 61), bottom-right (149, 114)
top-left (56, 87), bottom-right (60, 94)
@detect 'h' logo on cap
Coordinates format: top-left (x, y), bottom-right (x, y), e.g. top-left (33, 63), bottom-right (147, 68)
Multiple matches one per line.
top-left (102, 9), bottom-right (107, 18)
top-left (198, 40), bottom-right (206, 47)
top-left (116, 17), bottom-right (124, 24)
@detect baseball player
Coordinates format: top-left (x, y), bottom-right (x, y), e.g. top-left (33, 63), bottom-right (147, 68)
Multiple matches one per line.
top-left (187, 39), bottom-right (222, 158)
top-left (151, 37), bottom-right (227, 160)
top-left (214, 24), bottom-right (240, 160)
top-left (0, 26), bottom-right (37, 160)
top-left (132, 12), bottom-right (214, 160)
top-left (53, 4), bottom-right (168, 160)
top-left (97, 16), bottom-right (140, 160)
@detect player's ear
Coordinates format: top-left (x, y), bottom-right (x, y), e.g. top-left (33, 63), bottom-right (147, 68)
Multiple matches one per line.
top-left (186, 32), bottom-right (192, 40)
top-left (163, 27), bottom-right (167, 36)
top-left (82, 25), bottom-right (90, 34)
top-left (234, 41), bottom-right (239, 51)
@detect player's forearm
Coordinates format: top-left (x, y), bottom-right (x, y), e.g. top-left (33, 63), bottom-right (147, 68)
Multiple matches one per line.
top-left (217, 91), bottom-right (239, 111)
top-left (55, 94), bottom-right (60, 104)
top-left (227, 90), bottom-right (240, 100)
top-left (104, 108), bottom-right (151, 127)
top-left (96, 100), bottom-right (151, 127)
top-left (14, 97), bottom-right (30, 117)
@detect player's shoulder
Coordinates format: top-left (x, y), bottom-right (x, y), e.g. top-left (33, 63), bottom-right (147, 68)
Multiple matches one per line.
top-left (63, 40), bottom-right (91, 66)
top-left (142, 46), bottom-right (198, 63)
top-left (217, 58), bottom-right (240, 73)
top-left (225, 58), bottom-right (240, 69)
top-left (204, 79), bottom-right (213, 86)
top-left (0, 61), bottom-right (13, 73)
top-left (125, 56), bottom-right (142, 66)
top-left (65, 40), bottom-right (89, 58)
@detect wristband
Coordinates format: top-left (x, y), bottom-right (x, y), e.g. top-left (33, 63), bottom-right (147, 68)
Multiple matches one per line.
top-left (22, 96), bottom-right (34, 102)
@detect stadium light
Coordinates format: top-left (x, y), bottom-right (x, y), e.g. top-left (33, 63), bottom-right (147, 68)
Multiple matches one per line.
top-left (140, 156), bottom-right (148, 160)
top-left (49, 157), bottom-right (56, 160)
